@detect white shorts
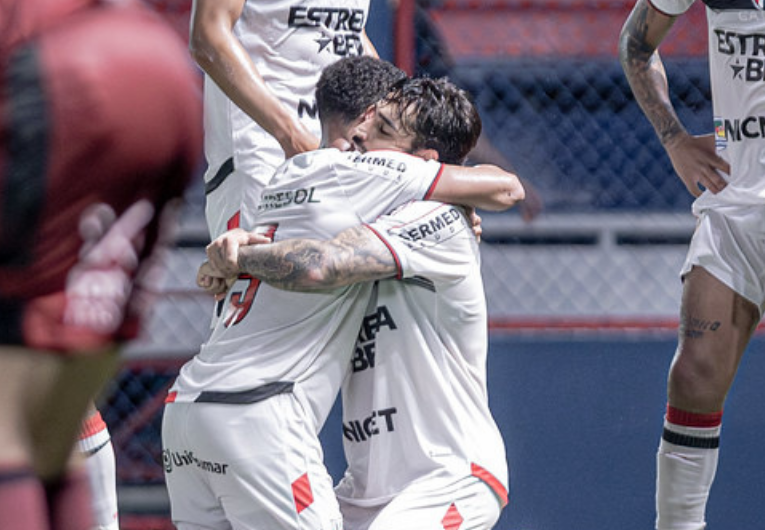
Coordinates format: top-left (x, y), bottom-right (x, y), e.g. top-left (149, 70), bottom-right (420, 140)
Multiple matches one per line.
top-left (339, 475), bottom-right (502, 530)
top-left (681, 205), bottom-right (765, 317)
top-left (162, 393), bottom-right (342, 530)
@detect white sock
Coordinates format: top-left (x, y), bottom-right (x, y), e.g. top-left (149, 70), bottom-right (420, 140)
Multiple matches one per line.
top-left (656, 407), bottom-right (722, 530)
top-left (78, 411), bottom-right (119, 530)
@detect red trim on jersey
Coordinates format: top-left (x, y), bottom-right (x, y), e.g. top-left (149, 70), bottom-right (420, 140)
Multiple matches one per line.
top-left (666, 405), bottom-right (722, 428)
top-left (261, 223), bottom-right (278, 240)
top-left (291, 473), bottom-right (314, 513)
top-left (78, 411), bottom-right (107, 439)
top-left (471, 462), bottom-right (508, 508)
top-left (227, 211), bottom-right (241, 230)
top-left (364, 224), bottom-right (403, 279)
top-left (423, 164), bottom-right (446, 200)
top-left (165, 391), bottom-right (178, 404)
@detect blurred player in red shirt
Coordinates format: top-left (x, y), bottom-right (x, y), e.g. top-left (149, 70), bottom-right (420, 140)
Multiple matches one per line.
top-left (0, 1), bottom-right (202, 528)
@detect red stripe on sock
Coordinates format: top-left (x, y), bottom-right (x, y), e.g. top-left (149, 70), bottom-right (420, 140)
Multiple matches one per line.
top-left (79, 410), bottom-right (107, 439)
top-left (666, 405), bottom-right (722, 428)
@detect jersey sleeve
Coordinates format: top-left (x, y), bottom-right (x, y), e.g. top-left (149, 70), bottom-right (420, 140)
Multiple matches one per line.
top-left (365, 201), bottom-right (478, 283)
top-left (648, 0), bottom-right (695, 16)
top-left (336, 150), bottom-right (445, 222)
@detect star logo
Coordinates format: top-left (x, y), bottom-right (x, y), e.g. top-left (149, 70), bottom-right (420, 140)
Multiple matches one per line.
top-left (315, 34), bottom-right (332, 54)
top-left (731, 61), bottom-right (745, 80)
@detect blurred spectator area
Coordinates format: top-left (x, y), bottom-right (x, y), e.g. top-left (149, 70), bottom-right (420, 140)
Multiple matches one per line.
top-left (414, 0), bottom-right (705, 60)
top-left (402, 0), bottom-right (710, 213)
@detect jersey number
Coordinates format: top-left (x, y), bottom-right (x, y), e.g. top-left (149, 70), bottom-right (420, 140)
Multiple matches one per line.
top-left (222, 223), bottom-right (278, 328)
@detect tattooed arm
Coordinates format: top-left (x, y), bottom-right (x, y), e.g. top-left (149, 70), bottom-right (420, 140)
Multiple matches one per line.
top-left (619, 0), bottom-right (681, 146)
top-left (618, 0), bottom-right (728, 196)
top-left (200, 225), bottom-right (397, 293)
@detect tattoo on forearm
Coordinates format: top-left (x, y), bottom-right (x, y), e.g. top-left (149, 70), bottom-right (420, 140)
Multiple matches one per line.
top-left (238, 227), bottom-right (396, 291)
top-left (619, 2), bottom-right (684, 145)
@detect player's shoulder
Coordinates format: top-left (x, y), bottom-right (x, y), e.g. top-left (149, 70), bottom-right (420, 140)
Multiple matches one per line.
top-left (379, 200), bottom-right (470, 239)
top-left (334, 149), bottom-right (442, 181)
top-left (387, 199), bottom-right (461, 219)
top-left (267, 149), bottom-right (335, 181)
top-left (269, 148), bottom-right (441, 186)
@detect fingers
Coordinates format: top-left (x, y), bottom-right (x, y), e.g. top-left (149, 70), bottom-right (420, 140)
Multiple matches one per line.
top-left (696, 151), bottom-right (729, 195)
top-left (206, 229), bottom-right (272, 275)
top-left (668, 134), bottom-right (730, 197)
top-left (202, 228), bottom-right (272, 299)
top-left (683, 181), bottom-right (703, 198)
top-left (699, 170), bottom-right (728, 194)
top-left (206, 229), bottom-right (247, 276)
top-left (196, 261), bottom-right (231, 297)
top-left (245, 233), bottom-right (272, 245)
top-left (465, 206), bottom-right (482, 243)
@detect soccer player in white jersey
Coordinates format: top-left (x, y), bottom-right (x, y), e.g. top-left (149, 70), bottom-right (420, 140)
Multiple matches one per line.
top-left (620, 2), bottom-right (765, 529)
top-left (203, 202), bottom-right (508, 530)
top-left (162, 57), bottom-right (524, 530)
top-left (201, 151), bottom-right (509, 530)
top-left (191, 0), bottom-right (376, 239)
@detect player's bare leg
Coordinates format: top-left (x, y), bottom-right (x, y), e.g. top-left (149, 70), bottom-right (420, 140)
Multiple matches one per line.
top-left (0, 344), bottom-right (118, 530)
top-left (656, 266), bottom-right (759, 530)
top-left (0, 346), bottom-right (49, 529)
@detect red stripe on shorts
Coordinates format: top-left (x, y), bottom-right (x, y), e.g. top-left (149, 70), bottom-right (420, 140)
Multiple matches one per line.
top-left (292, 473), bottom-right (314, 514)
top-left (441, 502), bottom-right (464, 530)
top-left (471, 462), bottom-right (508, 508)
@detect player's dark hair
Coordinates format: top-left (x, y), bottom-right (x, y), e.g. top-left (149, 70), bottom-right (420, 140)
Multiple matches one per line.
top-left (316, 56), bottom-right (407, 124)
top-left (388, 77), bottom-right (482, 165)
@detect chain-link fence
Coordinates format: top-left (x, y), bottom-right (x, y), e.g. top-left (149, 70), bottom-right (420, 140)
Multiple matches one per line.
top-left (414, 1), bottom-right (710, 213)
top-left (408, 0), bottom-right (710, 329)
top-left (113, 0), bottom-right (716, 523)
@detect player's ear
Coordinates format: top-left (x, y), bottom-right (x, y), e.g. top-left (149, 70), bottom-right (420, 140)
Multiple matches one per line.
top-left (414, 148), bottom-right (439, 162)
top-left (349, 105), bottom-right (376, 145)
top-left (360, 103), bottom-right (377, 124)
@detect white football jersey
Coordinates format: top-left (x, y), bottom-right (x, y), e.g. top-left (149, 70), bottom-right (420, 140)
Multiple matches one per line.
top-left (170, 150), bottom-right (444, 433)
top-left (335, 201), bottom-right (509, 506)
top-left (203, 1), bottom-right (371, 238)
top-left (651, 0), bottom-right (765, 211)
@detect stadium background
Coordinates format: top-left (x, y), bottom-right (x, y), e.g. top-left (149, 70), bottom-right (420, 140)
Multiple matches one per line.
top-left (109, 1), bottom-right (765, 529)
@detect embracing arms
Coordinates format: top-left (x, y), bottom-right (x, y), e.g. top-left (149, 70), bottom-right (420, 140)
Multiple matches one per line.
top-left (198, 226), bottom-right (396, 294)
top-left (431, 164), bottom-right (525, 211)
